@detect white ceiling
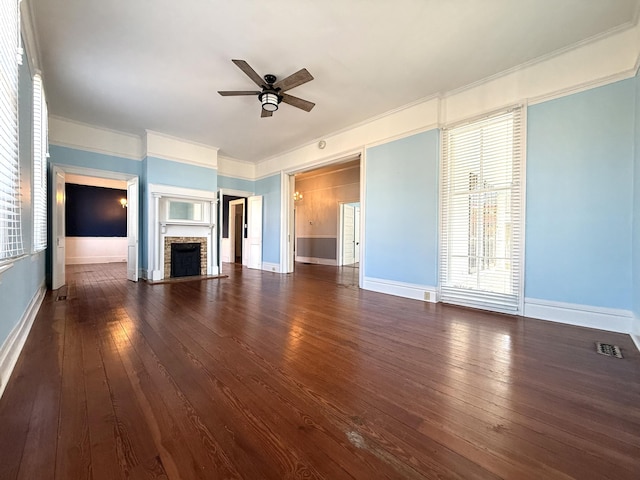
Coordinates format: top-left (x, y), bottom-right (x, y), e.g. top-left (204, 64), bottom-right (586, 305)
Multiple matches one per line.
top-left (29, 0), bottom-right (640, 162)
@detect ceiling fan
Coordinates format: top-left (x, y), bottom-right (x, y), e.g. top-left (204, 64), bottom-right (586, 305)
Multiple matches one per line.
top-left (218, 59), bottom-right (315, 118)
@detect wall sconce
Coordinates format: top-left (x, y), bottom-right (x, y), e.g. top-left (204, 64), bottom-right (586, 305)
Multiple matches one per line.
top-left (293, 191), bottom-right (303, 202)
top-left (119, 198), bottom-right (128, 208)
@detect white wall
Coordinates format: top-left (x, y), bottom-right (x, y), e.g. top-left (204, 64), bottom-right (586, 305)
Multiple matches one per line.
top-left (66, 237), bottom-right (128, 265)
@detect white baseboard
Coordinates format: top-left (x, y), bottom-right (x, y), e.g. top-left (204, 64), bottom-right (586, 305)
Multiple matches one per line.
top-left (363, 276), bottom-right (437, 303)
top-left (0, 284), bottom-right (46, 398)
top-left (295, 256), bottom-right (338, 266)
top-left (524, 298), bottom-right (633, 334)
top-left (631, 334), bottom-right (640, 353)
top-left (262, 262), bottom-right (281, 273)
top-left (66, 256), bottom-right (127, 265)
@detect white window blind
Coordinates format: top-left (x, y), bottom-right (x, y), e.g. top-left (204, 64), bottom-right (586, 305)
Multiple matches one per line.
top-left (0, 0), bottom-right (24, 260)
top-left (33, 73), bottom-right (47, 252)
top-left (440, 108), bottom-right (523, 314)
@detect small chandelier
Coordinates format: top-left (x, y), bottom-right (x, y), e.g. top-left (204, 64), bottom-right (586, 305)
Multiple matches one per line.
top-left (119, 198), bottom-right (128, 208)
top-left (293, 191), bottom-right (303, 202)
top-left (260, 91), bottom-right (280, 112)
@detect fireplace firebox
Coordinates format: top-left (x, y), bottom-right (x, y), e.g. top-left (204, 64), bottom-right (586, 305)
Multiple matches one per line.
top-left (170, 243), bottom-right (201, 278)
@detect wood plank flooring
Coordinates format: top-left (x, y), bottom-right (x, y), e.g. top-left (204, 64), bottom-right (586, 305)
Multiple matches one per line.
top-left (1, 262), bottom-right (639, 479)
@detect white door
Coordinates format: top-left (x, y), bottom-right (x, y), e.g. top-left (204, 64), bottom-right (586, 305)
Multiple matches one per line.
top-left (247, 195), bottom-right (263, 270)
top-left (342, 204), bottom-right (356, 265)
top-left (354, 206), bottom-right (361, 263)
top-left (52, 167), bottom-right (66, 289)
top-left (126, 178), bottom-right (139, 282)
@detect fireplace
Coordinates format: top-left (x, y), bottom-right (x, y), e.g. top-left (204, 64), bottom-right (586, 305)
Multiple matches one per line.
top-left (171, 243), bottom-right (201, 277)
top-left (164, 236), bottom-right (208, 278)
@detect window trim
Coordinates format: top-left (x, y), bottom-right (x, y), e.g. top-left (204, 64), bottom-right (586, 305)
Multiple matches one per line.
top-left (438, 106), bottom-right (527, 314)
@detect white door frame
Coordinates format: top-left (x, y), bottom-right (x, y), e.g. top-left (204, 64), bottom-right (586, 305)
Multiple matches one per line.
top-left (51, 166), bottom-right (66, 290)
top-left (247, 195), bottom-right (263, 270)
top-left (229, 198), bottom-right (245, 265)
top-left (218, 188), bottom-right (254, 273)
top-left (280, 151), bottom-right (365, 286)
top-left (50, 165), bottom-right (140, 286)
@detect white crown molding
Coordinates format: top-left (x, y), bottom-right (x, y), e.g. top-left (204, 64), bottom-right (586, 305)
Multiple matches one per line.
top-left (257, 93), bottom-right (442, 167)
top-left (20, 0), bottom-right (42, 74)
top-left (145, 130), bottom-right (218, 169)
top-left (260, 19), bottom-right (640, 175)
top-left (49, 116), bottom-right (144, 160)
top-left (218, 155), bottom-right (255, 180)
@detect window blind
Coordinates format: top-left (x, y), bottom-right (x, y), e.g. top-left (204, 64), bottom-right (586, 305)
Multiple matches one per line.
top-left (440, 108), bottom-right (523, 314)
top-left (33, 73), bottom-right (47, 252)
top-left (0, 0), bottom-right (23, 260)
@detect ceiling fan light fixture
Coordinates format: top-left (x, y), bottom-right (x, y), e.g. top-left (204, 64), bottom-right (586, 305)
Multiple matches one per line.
top-left (260, 92), bottom-right (279, 112)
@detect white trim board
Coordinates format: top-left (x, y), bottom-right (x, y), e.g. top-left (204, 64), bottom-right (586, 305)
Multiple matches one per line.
top-left (295, 257), bottom-right (338, 266)
top-left (363, 277), bottom-right (438, 303)
top-left (262, 262), bottom-right (281, 273)
top-left (524, 298), bottom-right (633, 334)
top-left (0, 284), bottom-right (46, 399)
top-left (631, 334), bottom-right (640, 353)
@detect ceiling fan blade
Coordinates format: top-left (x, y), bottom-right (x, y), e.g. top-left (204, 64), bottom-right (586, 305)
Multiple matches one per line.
top-left (281, 93), bottom-right (315, 112)
top-left (273, 68), bottom-right (313, 92)
top-left (261, 109), bottom-right (273, 118)
top-left (218, 90), bottom-right (260, 96)
top-left (232, 59), bottom-right (265, 87)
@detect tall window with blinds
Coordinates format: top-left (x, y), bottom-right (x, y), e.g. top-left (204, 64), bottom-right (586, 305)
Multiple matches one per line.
top-left (33, 73), bottom-right (48, 252)
top-left (0, 0), bottom-right (23, 260)
top-left (440, 108), bottom-right (524, 313)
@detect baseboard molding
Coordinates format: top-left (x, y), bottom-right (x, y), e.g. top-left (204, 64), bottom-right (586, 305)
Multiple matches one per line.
top-left (363, 276), bottom-right (437, 303)
top-left (524, 298), bottom-right (632, 334)
top-left (262, 262), bottom-right (281, 273)
top-left (66, 256), bottom-right (127, 265)
top-left (0, 284), bottom-right (46, 398)
top-left (295, 256), bottom-right (338, 266)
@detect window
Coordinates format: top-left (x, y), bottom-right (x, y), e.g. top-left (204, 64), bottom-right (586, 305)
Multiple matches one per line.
top-left (440, 108), bottom-right (523, 313)
top-left (0, 0), bottom-right (23, 261)
top-left (33, 73), bottom-right (47, 251)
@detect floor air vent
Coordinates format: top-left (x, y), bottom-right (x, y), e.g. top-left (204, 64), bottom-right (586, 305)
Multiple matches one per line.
top-left (595, 342), bottom-right (623, 359)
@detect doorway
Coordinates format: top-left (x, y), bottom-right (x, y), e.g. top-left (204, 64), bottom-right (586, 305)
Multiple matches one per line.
top-left (51, 165), bottom-right (139, 289)
top-left (229, 199), bottom-right (245, 264)
top-left (283, 155), bottom-right (362, 285)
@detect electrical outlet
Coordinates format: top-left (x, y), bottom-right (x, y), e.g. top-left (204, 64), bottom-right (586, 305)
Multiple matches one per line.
top-left (424, 292), bottom-right (430, 301)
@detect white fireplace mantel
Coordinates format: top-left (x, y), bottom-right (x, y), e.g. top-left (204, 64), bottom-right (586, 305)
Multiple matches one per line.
top-left (147, 183), bottom-right (218, 281)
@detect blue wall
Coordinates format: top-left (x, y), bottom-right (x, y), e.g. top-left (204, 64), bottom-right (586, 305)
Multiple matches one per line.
top-left (218, 175), bottom-right (254, 193)
top-left (49, 145), bottom-right (142, 176)
top-left (365, 130), bottom-right (439, 285)
top-left (145, 156), bottom-right (217, 192)
top-left (255, 174), bottom-right (281, 264)
top-left (526, 79), bottom-right (634, 309)
top-left (0, 51), bottom-right (46, 350)
top-left (633, 73), bottom-right (640, 330)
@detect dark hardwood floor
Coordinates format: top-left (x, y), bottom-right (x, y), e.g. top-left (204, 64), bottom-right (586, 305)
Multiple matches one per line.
top-left (1, 262), bottom-right (639, 479)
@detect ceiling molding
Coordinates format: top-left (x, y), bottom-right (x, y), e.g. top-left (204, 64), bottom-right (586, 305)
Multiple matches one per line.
top-left (20, 0), bottom-right (42, 74)
top-left (49, 115), bottom-right (144, 160)
top-left (145, 130), bottom-right (219, 170)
